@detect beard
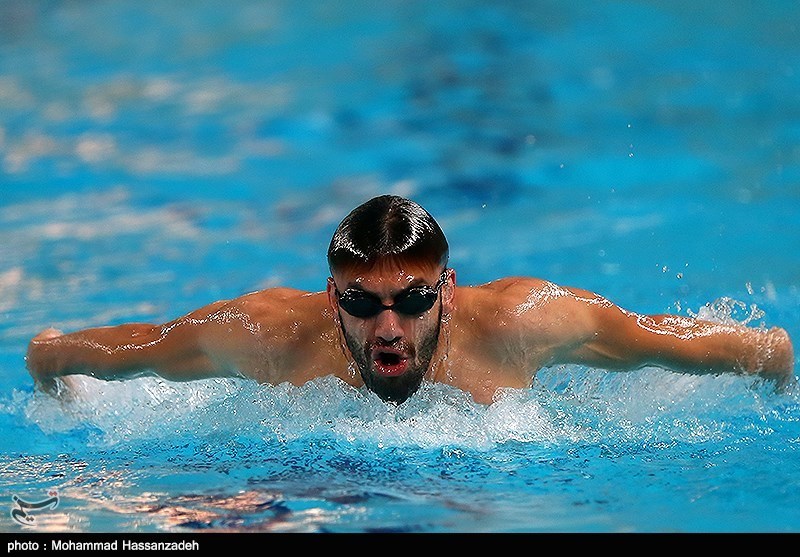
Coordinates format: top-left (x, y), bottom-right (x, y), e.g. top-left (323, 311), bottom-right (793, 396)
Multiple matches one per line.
top-left (340, 305), bottom-right (441, 404)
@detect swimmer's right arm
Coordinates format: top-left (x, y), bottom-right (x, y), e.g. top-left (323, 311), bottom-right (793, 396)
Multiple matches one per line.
top-left (26, 300), bottom-right (248, 388)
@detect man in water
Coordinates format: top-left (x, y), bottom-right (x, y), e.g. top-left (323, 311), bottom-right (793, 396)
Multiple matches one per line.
top-left (26, 195), bottom-right (795, 404)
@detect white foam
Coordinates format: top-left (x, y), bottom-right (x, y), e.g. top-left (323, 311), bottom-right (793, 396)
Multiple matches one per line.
top-left (15, 364), bottom-right (794, 451)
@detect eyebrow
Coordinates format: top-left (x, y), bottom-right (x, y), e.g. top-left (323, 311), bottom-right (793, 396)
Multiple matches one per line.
top-left (339, 269), bottom-right (446, 296)
top-left (340, 279), bottom-right (432, 298)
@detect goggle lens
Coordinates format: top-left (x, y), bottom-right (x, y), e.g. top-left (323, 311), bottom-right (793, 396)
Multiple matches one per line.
top-left (336, 271), bottom-right (447, 318)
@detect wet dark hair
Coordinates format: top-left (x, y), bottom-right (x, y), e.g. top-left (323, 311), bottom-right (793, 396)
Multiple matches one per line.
top-left (327, 195), bottom-right (449, 273)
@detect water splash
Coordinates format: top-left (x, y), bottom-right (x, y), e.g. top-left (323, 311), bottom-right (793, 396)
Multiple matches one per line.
top-left (11, 364), bottom-right (795, 452)
top-left (691, 296), bottom-right (766, 327)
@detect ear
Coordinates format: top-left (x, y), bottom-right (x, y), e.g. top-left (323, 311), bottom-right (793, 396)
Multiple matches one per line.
top-left (441, 268), bottom-right (456, 315)
top-left (326, 277), bottom-right (340, 321)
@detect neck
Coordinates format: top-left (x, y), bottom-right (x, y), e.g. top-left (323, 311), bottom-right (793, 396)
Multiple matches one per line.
top-left (426, 308), bottom-right (452, 383)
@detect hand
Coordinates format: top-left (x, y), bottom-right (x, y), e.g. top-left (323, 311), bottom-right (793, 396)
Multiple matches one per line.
top-left (757, 327), bottom-right (796, 391)
top-left (26, 328), bottom-right (65, 393)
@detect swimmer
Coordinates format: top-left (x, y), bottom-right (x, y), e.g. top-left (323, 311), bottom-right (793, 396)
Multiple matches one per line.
top-left (26, 195), bottom-right (795, 404)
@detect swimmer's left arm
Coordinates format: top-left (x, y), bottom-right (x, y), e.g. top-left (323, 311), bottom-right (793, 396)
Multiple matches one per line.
top-left (545, 287), bottom-right (795, 384)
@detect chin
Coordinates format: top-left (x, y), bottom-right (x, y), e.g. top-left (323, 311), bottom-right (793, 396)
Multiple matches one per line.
top-left (362, 369), bottom-right (424, 404)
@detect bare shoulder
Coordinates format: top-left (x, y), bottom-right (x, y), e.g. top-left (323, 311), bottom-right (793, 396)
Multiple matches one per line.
top-left (455, 277), bottom-right (605, 338)
top-left (192, 287), bottom-right (337, 383)
top-left (213, 287), bottom-right (331, 327)
top-left (459, 276), bottom-right (595, 312)
top-left (480, 276), bottom-right (554, 293)
top-left (450, 277), bottom-right (605, 375)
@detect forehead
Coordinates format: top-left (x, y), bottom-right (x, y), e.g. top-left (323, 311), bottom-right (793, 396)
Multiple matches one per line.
top-left (334, 257), bottom-right (441, 289)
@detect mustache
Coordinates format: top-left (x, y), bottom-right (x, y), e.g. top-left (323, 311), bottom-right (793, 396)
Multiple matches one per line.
top-left (366, 339), bottom-right (416, 358)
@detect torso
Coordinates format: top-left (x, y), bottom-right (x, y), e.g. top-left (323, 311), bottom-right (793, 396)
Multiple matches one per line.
top-left (232, 278), bottom-right (562, 404)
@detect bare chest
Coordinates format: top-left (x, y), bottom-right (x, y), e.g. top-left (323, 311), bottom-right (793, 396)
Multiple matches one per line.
top-left (431, 332), bottom-right (544, 404)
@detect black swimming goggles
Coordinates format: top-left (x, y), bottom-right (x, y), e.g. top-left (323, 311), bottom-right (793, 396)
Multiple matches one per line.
top-left (335, 270), bottom-right (449, 319)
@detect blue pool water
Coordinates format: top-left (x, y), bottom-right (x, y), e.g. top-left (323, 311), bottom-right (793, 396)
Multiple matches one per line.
top-left (1, 0), bottom-right (799, 533)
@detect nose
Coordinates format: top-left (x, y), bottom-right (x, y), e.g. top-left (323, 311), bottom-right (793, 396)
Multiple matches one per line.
top-left (374, 308), bottom-right (405, 343)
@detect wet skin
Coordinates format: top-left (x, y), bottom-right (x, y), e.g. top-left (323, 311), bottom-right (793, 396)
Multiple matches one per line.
top-left (26, 264), bottom-right (795, 404)
top-left (327, 260), bottom-right (453, 404)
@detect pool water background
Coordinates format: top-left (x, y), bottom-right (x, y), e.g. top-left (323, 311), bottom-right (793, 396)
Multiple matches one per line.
top-left (1, 0), bottom-right (799, 533)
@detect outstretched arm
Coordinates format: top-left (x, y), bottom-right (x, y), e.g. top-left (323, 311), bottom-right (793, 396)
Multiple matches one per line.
top-left (545, 286), bottom-right (795, 384)
top-left (26, 299), bottom-right (246, 389)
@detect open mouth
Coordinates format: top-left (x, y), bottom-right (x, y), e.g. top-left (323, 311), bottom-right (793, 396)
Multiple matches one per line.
top-left (372, 348), bottom-right (409, 377)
